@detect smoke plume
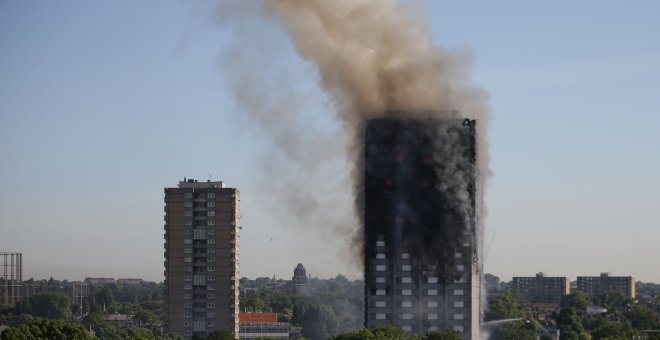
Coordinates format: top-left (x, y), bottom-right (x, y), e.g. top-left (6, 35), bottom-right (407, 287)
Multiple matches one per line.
top-left (215, 0), bottom-right (489, 273)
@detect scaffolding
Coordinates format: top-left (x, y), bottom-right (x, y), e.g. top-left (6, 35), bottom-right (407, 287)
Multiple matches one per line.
top-left (69, 281), bottom-right (89, 310)
top-left (1, 252), bottom-right (23, 306)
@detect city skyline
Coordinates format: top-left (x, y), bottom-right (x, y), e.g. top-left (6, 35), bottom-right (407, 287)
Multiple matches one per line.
top-left (1, 1), bottom-right (659, 284)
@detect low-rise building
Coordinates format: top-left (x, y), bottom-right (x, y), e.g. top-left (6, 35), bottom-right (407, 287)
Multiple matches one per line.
top-left (239, 313), bottom-right (289, 340)
top-left (84, 278), bottom-right (115, 285)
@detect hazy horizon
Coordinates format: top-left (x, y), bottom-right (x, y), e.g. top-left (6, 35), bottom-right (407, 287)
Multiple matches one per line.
top-left (1, 1), bottom-right (659, 284)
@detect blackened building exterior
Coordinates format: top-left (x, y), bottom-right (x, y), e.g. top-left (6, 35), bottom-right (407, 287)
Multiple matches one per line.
top-left (364, 118), bottom-right (480, 339)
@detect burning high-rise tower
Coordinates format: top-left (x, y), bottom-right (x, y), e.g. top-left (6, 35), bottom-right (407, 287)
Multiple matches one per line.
top-left (364, 117), bottom-right (481, 339)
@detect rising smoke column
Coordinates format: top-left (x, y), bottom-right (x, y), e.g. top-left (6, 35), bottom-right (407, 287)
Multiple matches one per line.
top-left (216, 0), bottom-right (489, 270)
top-left (260, 0), bottom-right (490, 257)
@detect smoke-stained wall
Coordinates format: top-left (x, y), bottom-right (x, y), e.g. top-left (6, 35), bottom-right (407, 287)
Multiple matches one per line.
top-left (364, 117), bottom-right (479, 338)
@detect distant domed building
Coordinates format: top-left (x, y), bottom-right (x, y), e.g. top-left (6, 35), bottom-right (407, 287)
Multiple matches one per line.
top-left (291, 263), bottom-right (308, 292)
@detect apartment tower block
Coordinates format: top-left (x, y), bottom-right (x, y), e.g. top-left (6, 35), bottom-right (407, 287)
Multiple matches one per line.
top-left (364, 118), bottom-right (480, 339)
top-left (164, 179), bottom-right (240, 338)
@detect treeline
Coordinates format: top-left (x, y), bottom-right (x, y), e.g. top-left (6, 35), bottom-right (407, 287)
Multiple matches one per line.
top-left (485, 290), bottom-right (660, 340)
top-left (0, 277), bottom-right (173, 339)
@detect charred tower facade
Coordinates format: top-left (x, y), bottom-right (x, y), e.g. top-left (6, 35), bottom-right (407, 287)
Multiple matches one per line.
top-left (364, 118), bottom-right (480, 339)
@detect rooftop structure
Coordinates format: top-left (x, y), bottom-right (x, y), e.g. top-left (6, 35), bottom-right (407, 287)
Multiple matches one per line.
top-left (576, 273), bottom-right (636, 299)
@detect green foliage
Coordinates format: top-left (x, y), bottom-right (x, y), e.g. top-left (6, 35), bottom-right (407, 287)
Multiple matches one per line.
top-left (484, 273), bottom-right (504, 294)
top-left (302, 304), bottom-right (338, 340)
top-left (207, 329), bottom-right (235, 340)
top-left (29, 291), bottom-right (72, 320)
top-left (332, 325), bottom-right (416, 340)
top-left (488, 319), bottom-right (539, 340)
top-left (589, 319), bottom-right (638, 340)
top-left (560, 292), bottom-right (591, 313)
top-left (627, 303), bottom-right (656, 330)
top-left (0, 319), bottom-right (92, 340)
top-left (425, 329), bottom-right (462, 340)
top-left (486, 291), bottom-right (527, 321)
top-left (557, 308), bottom-right (584, 340)
top-left (592, 292), bottom-right (631, 315)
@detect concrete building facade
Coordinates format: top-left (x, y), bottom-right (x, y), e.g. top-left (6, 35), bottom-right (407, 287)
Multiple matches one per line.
top-left (511, 272), bottom-right (570, 305)
top-left (364, 118), bottom-right (481, 339)
top-left (164, 179), bottom-right (241, 339)
top-left (577, 273), bottom-right (636, 299)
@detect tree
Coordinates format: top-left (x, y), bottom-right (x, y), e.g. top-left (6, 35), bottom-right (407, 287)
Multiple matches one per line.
top-left (560, 291), bottom-right (591, 313)
top-left (29, 291), bottom-right (72, 320)
top-left (0, 319), bottom-right (92, 340)
top-left (628, 304), bottom-right (656, 330)
top-left (426, 329), bottom-right (462, 340)
top-left (486, 291), bottom-right (526, 321)
top-left (207, 329), bottom-right (235, 340)
top-left (488, 320), bottom-right (539, 340)
top-left (302, 304), bottom-right (338, 340)
top-left (557, 308), bottom-right (584, 340)
top-left (484, 273), bottom-right (503, 294)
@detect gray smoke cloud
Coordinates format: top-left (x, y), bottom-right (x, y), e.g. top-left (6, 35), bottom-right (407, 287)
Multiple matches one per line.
top-left (215, 0), bottom-right (489, 274)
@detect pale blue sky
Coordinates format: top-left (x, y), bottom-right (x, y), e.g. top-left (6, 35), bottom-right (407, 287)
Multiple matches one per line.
top-left (0, 1), bottom-right (658, 283)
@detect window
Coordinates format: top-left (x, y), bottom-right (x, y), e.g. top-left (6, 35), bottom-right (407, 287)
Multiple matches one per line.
top-left (184, 275), bottom-right (192, 281)
top-left (208, 275), bottom-right (215, 281)
top-left (376, 253), bottom-right (386, 259)
top-left (184, 229), bottom-right (192, 235)
top-left (454, 277), bottom-right (466, 283)
top-left (207, 220), bottom-right (215, 226)
top-left (208, 267), bottom-right (215, 272)
top-left (184, 330), bottom-right (192, 336)
top-left (375, 265), bottom-right (386, 272)
top-left (184, 239), bottom-right (192, 244)
top-left (427, 301), bottom-right (438, 308)
top-left (184, 257), bottom-right (192, 263)
top-left (427, 289), bottom-right (438, 296)
top-left (376, 240), bottom-right (385, 247)
top-left (184, 266), bottom-right (192, 272)
top-left (455, 252), bottom-right (463, 259)
top-left (401, 253), bottom-right (409, 259)
top-left (184, 321), bottom-right (191, 327)
top-left (184, 294), bottom-right (192, 299)
top-left (375, 301), bottom-right (386, 307)
top-left (402, 326), bottom-right (412, 332)
top-left (207, 238), bottom-right (215, 244)
top-left (184, 312), bottom-right (192, 318)
top-left (184, 220), bottom-right (192, 226)
top-left (207, 303), bottom-right (216, 309)
top-left (399, 313), bottom-right (413, 320)
top-left (457, 265), bottom-right (465, 271)
top-left (207, 211), bottom-right (215, 217)
top-left (184, 193), bottom-right (192, 199)
top-left (184, 201), bottom-right (192, 208)
top-left (376, 289), bottom-right (385, 296)
top-left (208, 293), bottom-right (215, 299)
top-left (376, 277), bottom-right (386, 283)
top-left (454, 313), bottom-right (464, 320)
top-left (428, 326), bottom-right (438, 332)
top-left (208, 248), bottom-right (215, 254)
top-left (428, 277), bottom-right (438, 283)
top-left (207, 256), bottom-right (215, 262)
top-left (401, 277), bottom-right (412, 283)
top-left (184, 211), bottom-right (192, 216)
top-left (454, 289), bottom-right (464, 296)
top-left (184, 284), bottom-right (192, 290)
top-left (208, 201), bottom-right (215, 207)
top-left (401, 289), bottom-right (412, 296)
top-left (454, 326), bottom-right (464, 333)
top-left (375, 313), bottom-right (386, 320)
top-left (454, 301), bottom-right (464, 308)
top-left (428, 313), bottom-right (438, 320)
top-left (184, 302), bottom-right (192, 308)
top-left (401, 301), bottom-right (412, 308)
top-left (194, 229), bottom-right (206, 239)
top-left (208, 284), bottom-right (215, 290)
top-left (401, 265), bottom-right (411, 271)
top-left (208, 229), bottom-right (215, 235)
top-left (184, 248), bottom-right (192, 254)
top-left (193, 320), bottom-right (205, 332)
top-left (207, 193), bottom-right (215, 198)
top-left (207, 312), bottom-right (216, 319)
